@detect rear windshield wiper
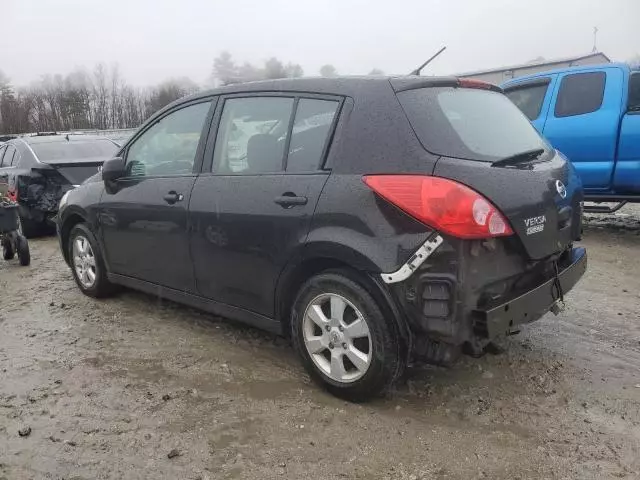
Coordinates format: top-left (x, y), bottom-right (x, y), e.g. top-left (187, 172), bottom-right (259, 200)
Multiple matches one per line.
top-left (492, 148), bottom-right (545, 167)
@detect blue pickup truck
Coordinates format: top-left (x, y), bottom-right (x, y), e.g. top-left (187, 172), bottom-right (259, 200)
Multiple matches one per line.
top-left (502, 63), bottom-right (640, 212)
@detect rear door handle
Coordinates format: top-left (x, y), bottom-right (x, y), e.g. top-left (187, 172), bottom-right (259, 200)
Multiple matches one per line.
top-left (274, 193), bottom-right (308, 208)
top-left (163, 191), bottom-right (184, 205)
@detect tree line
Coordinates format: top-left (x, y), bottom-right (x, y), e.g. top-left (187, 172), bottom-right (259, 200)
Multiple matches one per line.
top-left (0, 52), bottom-right (384, 135)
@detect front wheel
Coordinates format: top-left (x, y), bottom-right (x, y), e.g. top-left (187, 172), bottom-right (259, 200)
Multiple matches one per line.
top-left (16, 235), bottom-right (30, 266)
top-left (291, 271), bottom-right (405, 402)
top-left (68, 223), bottom-right (114, 297)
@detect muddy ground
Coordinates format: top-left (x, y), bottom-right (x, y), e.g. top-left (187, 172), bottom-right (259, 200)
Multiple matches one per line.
top-left (1, 207), bottom-right (639, 480)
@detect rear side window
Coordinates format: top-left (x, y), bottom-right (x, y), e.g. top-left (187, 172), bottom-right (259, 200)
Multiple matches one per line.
top-left (554, 72), bottom-right (606, 118)
top-left (628, 73), bottom-right (640, 111)
top-left (287, 99), bottom-right (339, 172)
top-left (0, 145), bottom-right (16, 167)
top-left (213, 97), bottom-right (294, 174)
top-left (397, 87), bottom-right (548, 162)
top-left (504, 81), bottom-right (549, 120)
top-left (0, 146), bottom-right (6, 167)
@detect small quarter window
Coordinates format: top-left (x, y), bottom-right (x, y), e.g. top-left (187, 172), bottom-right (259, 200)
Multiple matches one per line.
top-left (287, 99), bottom-right (339, 172)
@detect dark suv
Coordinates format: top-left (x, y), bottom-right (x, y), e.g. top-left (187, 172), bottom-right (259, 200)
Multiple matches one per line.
top-left (57, 76), bottom-right (587, 400)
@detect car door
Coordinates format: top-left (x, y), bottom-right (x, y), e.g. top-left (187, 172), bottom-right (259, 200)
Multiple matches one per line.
top-left (98, 98), bottom-right (215, 292)
top-left (504, 75), bottom-right (557, 133)
top-left (542, 68), bottom-right (623, 190)
top-left (189, 94), bottom-right (342, 317)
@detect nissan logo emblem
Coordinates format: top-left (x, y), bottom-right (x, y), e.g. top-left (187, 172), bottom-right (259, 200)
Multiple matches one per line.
top-left (555, 180), bottom-right (567, 199)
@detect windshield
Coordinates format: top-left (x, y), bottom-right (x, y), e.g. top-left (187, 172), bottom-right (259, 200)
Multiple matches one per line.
top-left (31, 139), bottom-right (118, 163)
top-left (397, 87), bottom-right (549, 162)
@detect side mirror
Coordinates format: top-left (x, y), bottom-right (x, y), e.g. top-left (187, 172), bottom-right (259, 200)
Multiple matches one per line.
top-left (102, 157), bottom-right (126, 182)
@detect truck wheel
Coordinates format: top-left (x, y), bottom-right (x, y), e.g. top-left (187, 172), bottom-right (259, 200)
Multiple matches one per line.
top-left (68, 223), bottom-right (114, 298)
top-left (291, 270), bottom-right (404, 402)
top-left (16, 235), bottom-right (30, 266)
top-left (2, 238), bottom-right (15, 260)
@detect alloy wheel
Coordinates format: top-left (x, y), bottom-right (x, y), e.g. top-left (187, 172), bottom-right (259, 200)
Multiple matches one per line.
top-left (72, 235), bottom-right (97, 288)
top-left (302, 293), bottom-right (372, 383)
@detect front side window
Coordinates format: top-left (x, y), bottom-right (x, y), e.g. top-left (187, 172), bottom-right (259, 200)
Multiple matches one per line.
top-left (504, 81), bottom-right (549, 120)
top-left (126, 101), bottom-right (212, 177)
top-left (287, 99), bottom-right (339, 172)
top-left (554, 72), bottom-right (606, 118)
top-left (213, 97), bottom-right (294, 174)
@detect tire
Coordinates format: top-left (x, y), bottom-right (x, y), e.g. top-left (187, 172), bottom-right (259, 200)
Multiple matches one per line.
top-left (291, 270), bottom-right (405, 402)
top-left (2, 238), bottom-right (15, 260)
top-left (19, 213), bottom-right (46, 239)
top-left (16, 235), bottom-right (30, 266)
top-left (68, 223), bottom-right (114, 298)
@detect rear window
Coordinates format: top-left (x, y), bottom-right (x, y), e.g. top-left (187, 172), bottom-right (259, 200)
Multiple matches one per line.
top-left (31, 139), bottom-right (118, 163)
top-left (504, 80), bottom-right (550, 120)
top-left (397, 87), bottom-right (548, 162)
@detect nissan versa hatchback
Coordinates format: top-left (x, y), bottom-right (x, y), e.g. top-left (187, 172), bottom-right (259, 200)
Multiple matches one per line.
top-left (57, 76), bottom-right (587, 401)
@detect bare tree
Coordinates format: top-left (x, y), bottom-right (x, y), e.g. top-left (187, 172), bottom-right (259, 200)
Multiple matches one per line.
top-left (368, 68), bottom-right (385, 75)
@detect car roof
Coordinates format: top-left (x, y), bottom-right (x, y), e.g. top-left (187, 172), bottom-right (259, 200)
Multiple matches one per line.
top-left (502, 62), bottom-right (635, 86)
top-left (17, 134), bottom-right (112, 145)
top-left (155, 75), bottom-right (462, 119)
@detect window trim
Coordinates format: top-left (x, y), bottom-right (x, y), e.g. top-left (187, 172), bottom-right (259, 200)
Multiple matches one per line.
top-left (553, 71), bottom-right (606, 118)
top-left (118, 96), bottom-right (217, 180)
top-left (203, 91), bottom-right (344, 176)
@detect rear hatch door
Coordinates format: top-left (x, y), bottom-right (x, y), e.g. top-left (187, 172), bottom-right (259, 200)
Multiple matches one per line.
top-left (395, 83), bottom-right (583, 260)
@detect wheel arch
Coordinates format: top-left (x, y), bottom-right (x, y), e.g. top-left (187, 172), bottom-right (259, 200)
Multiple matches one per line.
top-left (59, 208), bottom-right (89, 265)
top-left (275, 249), bottom-right (412, 356)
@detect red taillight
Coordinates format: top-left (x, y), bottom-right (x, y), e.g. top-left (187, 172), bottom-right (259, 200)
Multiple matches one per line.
top-left (363, 175), bottom-right (513, 239)
top-left (458, 78), bottom-right (496, 90)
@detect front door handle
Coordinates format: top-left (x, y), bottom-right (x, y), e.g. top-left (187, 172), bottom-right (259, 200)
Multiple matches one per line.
top-left (163, 191), bottom-right (184, 205)
top-left (274, 193), bottom-right (308, 208)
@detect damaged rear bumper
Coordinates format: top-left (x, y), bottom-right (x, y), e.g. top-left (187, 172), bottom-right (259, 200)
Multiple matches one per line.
top-left (472, 247), bottom-right (587, 339)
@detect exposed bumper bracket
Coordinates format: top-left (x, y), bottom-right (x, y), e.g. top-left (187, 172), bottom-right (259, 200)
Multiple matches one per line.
top-left (381, 234), bottom-right (443, 284)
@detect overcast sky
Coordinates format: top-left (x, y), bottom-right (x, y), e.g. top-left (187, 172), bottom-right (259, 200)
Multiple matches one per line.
top-left (1, 0), bottom-right (638, 86)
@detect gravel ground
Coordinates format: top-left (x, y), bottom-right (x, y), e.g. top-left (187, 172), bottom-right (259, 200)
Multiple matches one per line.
top-left (1, 206), bottom-right (639, 480)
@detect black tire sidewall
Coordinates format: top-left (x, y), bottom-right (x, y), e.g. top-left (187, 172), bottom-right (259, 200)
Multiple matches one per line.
top-left (16, 236), bottom-right (30, 266)
top-left (68, 223), bottom-right (112, 298)
top-left (291, 271), bottom-right (402, 401)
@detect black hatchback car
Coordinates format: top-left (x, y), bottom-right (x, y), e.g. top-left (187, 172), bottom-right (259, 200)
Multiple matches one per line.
top-left (57, 76), bottom-right (587, 400)
top-left (0, 134), bottom-right (118, 237)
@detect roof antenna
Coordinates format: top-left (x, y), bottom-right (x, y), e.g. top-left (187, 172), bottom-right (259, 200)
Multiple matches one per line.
top-left (410, 46), bottom-right (447, 76)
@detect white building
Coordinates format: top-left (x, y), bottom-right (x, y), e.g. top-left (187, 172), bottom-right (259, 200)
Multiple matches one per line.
top-left (457, 52), bottom-right (611, 85)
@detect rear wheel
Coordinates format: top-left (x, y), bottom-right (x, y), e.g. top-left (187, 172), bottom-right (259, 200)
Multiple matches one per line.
top-left (291, 271), bottom-right (404, 402)
top-left (68, 223), bottom-right (114, 297)
top-left (16, 235), bottom-right (30, 266)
